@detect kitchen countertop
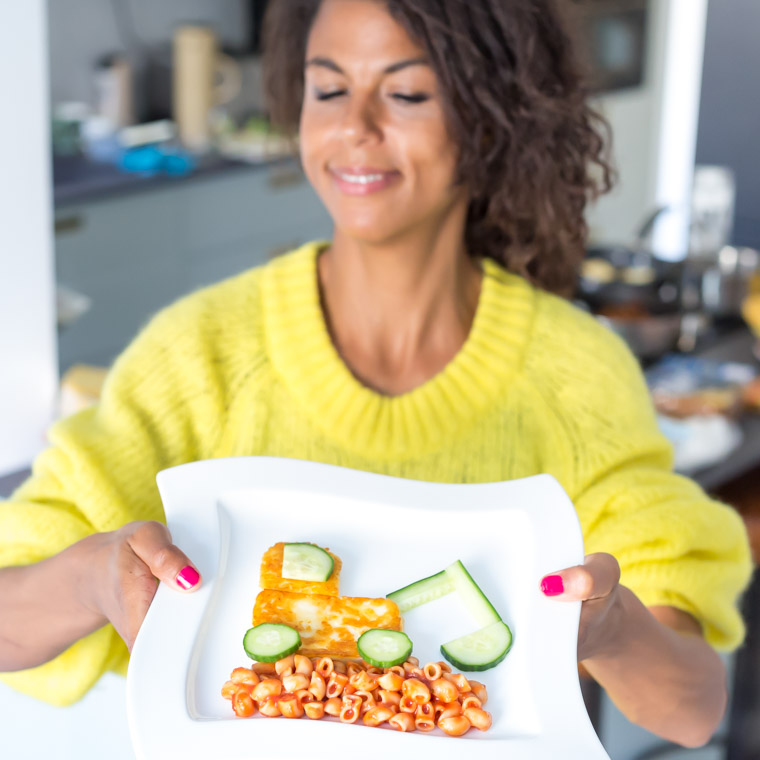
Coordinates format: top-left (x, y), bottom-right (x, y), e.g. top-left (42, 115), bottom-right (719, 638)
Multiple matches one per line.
top-left (53, 152), bottom-right (290, 207)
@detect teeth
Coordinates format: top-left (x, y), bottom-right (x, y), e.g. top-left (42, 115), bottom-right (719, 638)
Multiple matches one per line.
top-left (337, 173), bottom-right (384, 184)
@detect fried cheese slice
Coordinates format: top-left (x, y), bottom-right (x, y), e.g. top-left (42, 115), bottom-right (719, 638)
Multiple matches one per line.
top-left (252, 589), bottom-right (402, 658)
top-left (260, 542), bottom-right (342, 596)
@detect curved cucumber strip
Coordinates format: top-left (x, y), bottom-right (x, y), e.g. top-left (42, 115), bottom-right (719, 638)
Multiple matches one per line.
top-left (282, 543), bottom-right (334, 582)
top-left (357, 629), bottom-right (413, 668)
top-left (243, 623), bottom-right (301, 662)
top-left (387, 569), bottom-right (455, 612)
top-left (444, 560), bottom-right (501, 626)
top-left (441, 621), bottom-right (512, 672)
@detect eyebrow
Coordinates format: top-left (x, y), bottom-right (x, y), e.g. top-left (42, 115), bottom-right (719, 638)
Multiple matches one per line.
top-left (304, 56), bottom-right (430, 75)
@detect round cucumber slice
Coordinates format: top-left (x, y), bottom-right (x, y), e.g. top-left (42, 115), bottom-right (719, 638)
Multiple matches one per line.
top-left (282, 543), bottom-right (334, 582)
top-left (356, 629), bottom-right (413, 668)
top-left (243, 623), bottom-right (301, 662)
top-left (440, 621), bottom-right (512, 672)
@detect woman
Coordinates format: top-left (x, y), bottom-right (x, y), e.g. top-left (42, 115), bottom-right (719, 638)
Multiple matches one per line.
top-left (0, 0), bottom-right (751, 747)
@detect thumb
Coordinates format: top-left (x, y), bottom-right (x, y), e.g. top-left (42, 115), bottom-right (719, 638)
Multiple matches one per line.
top-left (126, 520), bottom-right (202, 592)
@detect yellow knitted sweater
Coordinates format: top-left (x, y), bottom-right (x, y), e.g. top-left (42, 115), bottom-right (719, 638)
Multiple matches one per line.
top-left (0, 242), bottom-right (752, 706)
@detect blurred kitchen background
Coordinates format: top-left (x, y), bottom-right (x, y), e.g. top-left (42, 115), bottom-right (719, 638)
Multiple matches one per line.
top-left (1, 1), bottom-right (760, 758)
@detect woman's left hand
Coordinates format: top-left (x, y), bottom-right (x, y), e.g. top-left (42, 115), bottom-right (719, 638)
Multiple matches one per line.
top-left (540, 552), bottom-right (624, 662)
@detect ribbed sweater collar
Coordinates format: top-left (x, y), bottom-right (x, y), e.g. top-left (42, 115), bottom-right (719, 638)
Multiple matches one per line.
top-left (262, 241), bottom-right (536, 458)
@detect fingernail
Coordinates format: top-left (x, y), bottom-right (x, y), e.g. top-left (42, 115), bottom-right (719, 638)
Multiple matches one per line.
top-left (176, 566), bottom-right (200, 590)
top-left (540, 575), bottom-right (564, 596)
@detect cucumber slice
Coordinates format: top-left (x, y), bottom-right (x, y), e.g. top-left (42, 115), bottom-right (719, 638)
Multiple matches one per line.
top-left (387, 569), bottom-right (455, 612)
top-left (444, 560), bottom-right (501, 626)
top-left (356, 629), bottom-right (413, 668)
top-left (441, 621), bottom-right (513, 672)
top-left (282, 543), bottom-right (334, 582)
top-left (243, 623), bottom-right (301, 662)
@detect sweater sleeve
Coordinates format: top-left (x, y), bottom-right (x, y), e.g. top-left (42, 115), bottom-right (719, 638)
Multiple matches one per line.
top-left (0, 293), bottom-right (228, 705)
top-left (534, 299), bottom-right (753, 652)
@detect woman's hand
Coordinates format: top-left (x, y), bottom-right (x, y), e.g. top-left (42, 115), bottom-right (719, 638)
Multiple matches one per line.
top-left (540, 552), bottom-right (624, 662)
top-left (81, 521), bottom-right (202, 652)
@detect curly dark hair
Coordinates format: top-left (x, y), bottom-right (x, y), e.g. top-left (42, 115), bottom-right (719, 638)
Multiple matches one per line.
top-left (262, 0), bottom-right (614, 296)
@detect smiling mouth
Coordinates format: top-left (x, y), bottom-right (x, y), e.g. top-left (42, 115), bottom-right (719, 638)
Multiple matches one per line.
top-left (329, 167), bottom-right (401, 195)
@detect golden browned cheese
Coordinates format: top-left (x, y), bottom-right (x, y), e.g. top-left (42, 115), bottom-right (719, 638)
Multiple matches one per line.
top-left (259, 542), bottom-right (342, 596)
top-left (253, 590), bottom-right (402, 657)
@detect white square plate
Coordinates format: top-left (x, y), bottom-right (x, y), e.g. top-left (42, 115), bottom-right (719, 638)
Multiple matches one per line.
top-left (127, 457), bottom-right (610, 759)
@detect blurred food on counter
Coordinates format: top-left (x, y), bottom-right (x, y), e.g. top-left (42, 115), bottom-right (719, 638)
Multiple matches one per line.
top-left (646, 356), bottom-right (758, 417)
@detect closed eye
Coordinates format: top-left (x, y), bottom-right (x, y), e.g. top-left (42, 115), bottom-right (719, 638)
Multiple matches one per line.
top-left (315, 89), bottom-right (347, 101)
top-left (392, 93), bottom-right (430, 104)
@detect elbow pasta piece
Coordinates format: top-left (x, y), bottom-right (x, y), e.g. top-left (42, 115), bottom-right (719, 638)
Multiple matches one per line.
top-left (399, 695), bottom-right (417, 713)
top-left (304, 701), bottom-right (325, 720)
top-left (354, 690), bottom-right (376, 714)
top-left (252, 662), bottom-right (277, 676)
top-left (281, 673), bottom-right (310, 693)
top-left (436, 661), bottom-right (452, 674)
top-left (468, 680), bottom-right (488, 704)
top-left (333, 660), bottom-right (348, 675)
top-left (460, 695), bottom-right (482, 712)
top-left (437, 704), bottom-right (463, 722)
top-left (275, 655), bottom-right (295, 678)
top-left (349, 670), bottom-right (376, 691)
top-left (423, 662), bottom-right (442, 681)
top-left (414, 715), bottom-right (436, 732)
top-left (258, 696), bottom-right (282, 717)
top-left (363, 705), bottom-right (396, 727)
top-left (401, 678), bottom-right (431, 704)
top-left (389, 712), bottom-right (416, 732)
top-left (403, 663), bottom-right (425, 679)
top-left (315, 657), bottom-right (334, 678)
top-left (252, 678), bottom-right (282, 702)
top-left (309, 672), bottom-right (326, 701)
top-left (326, 672), bottom-right (348, 698)
top-left (278, 693), bottom-right (305, 719)
top-left (386, 665), bottom-right (405, 678)
top-left (221, 680), bottom-right (237, 700)
top-left (443, 672), bottom-right (471, 693)
top-left (415, 702), bottom-right (435, 721)
top-left (430, 678), bottom-right (459, 703)
top-left (294, 654), bottom-right (314, 676)
top-left (464, 707), bottom-right (492, 731)
top-left (346, 662), bottom-right (364, 677)
top-left (378, 690), bottom-right (401, 708)
top-left (232, 688), bottom-right (256, 718)
top-left (365, 666), bottom-right (383, 676)
top-left (339, 703), bottom-right (360, 723)
top-left (406, 657), bottom-right (419, 666)
top-left (323, 697), bottom-right (342, 716)
top-left (439, 715), bottom-right (471, 737)
top-left (231, 667), bottom-right (260, 687)
top-left (295, 689), bottom-right (314, 706)
top-left (377, 672), bottom-right (404, 691)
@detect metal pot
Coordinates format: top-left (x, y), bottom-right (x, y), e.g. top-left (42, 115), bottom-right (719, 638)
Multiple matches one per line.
top-left (696, 246), bottom-right (760, 317)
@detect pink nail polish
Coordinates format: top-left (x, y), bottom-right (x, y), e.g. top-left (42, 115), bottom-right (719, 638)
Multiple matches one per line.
top-left (176, 566), bottom-right (200, 590)
top-left (540, 575), bottom-right (564, 596)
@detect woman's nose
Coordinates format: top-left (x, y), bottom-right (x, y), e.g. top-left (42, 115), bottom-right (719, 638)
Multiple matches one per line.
top-left (340, 96), bottom-right (382, 146)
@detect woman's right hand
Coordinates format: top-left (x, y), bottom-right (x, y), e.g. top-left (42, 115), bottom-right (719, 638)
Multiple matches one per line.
top-left (81, 521), bottom-right (201, 652)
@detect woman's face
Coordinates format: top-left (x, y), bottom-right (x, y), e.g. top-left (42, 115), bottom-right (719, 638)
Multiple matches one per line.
top-left (299, 0), bottom-right (468, 244)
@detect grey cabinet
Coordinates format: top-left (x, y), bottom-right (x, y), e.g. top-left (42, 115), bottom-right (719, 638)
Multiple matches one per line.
top-left (54, 163), bottom-right (332, 373)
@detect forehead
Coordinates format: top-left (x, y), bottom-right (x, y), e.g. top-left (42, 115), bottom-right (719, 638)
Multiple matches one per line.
top-left (306, 0), bottom-right (427, 63)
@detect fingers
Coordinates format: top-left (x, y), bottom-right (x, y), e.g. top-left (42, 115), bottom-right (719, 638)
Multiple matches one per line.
top-left (124, 521), bottom-right (202, 593)
top-left (540, 552), bottom-right (620, 602)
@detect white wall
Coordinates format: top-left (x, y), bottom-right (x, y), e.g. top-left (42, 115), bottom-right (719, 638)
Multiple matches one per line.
top-left (0, 0), bottom-right (58, 476)
top-left (586, 0), bottom-right (709, 260)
